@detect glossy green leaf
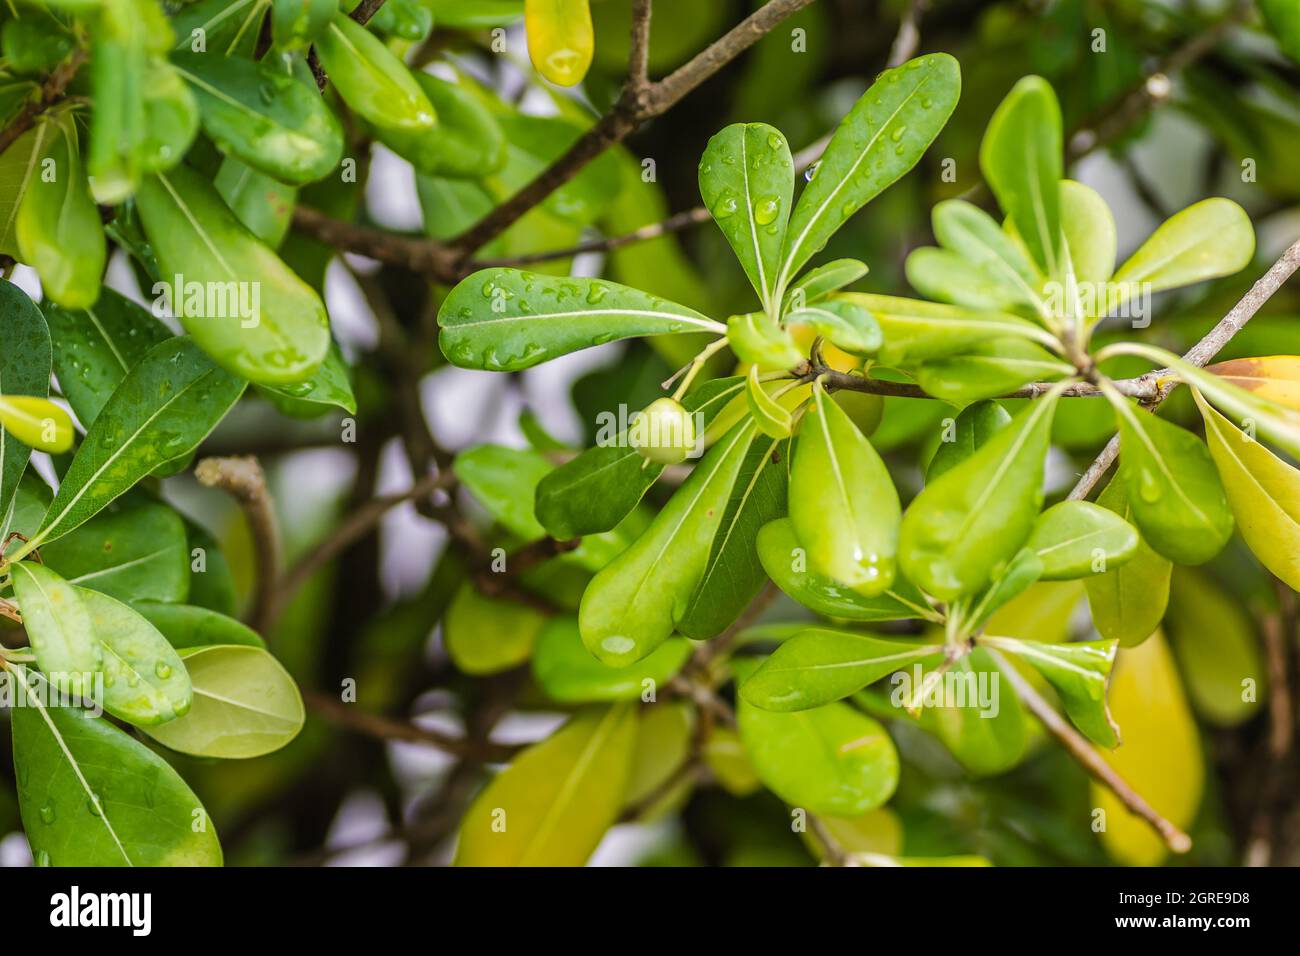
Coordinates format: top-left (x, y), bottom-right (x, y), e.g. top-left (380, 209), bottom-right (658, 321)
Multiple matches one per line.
top-left (259, 341), bottom-right (356, 416)
top-left (132, 600), bottom-right (265, 649)
top-left (367, 0), bottom-right (434, 41)
top-left (915, 338), bottom-right (1072, 406)
top-left (10, 562), bottom-right (102, 696)
top-left (1261, 0), bottom-right (1300, 62)
top-left (0, 125), bottom-right (46, 257)
top-left (0, 395), bottom-right (72, 453)
top-left (960, 546), bottom-right (1043, 634)
top-left (756, 517), bottom-right (937, 623)
top-left (172, 50), bottom-right (343, 185)
top-left (1112, 198), bottom-right (1254, 295)
top-left (532, 615), bottom-right (690, 702)
top-left (139, 57), bottom-right (200, 174)
top-left (313, 14), bottom-right (436, 132)
top-left (578, 420), bottom-right (757, 666)
top-left (926, 399), bottom-right (1011, 480)
top-left (979, 75), bottom-right (1062, 276)
top-left (786, 300), bottom-right (881, 356)
top-left (25, 338), bottom-right (246, 552)
top-left (776, 53), bottom-right (960, 292)
top-left (215, 156), bottom-right (296, 247)
top-left (1107, 393), bottom-right (1233, 565)
top-left (676, 429), bottom-right (788, 639)
top-left (10, 666), bottom-right (222, 866)
top-left (930, 198), bottom-right (1043, 311)
top-left (785, 258), bottom-right (868, 310)
top-left (1060, 179), bottom-right (1116, 288)
top-left (789, 381), bottom-right (899, 596)
top-left (454, 444), bottom-right (552, 541)
top-left (726, 311), bottom-right (804, 370)
top-left (15, 115), bottom-right (105, 309)
top-left (86, 4), bottom-right (150, 204)
top-left (1084, 478), bottom-right (1172, 648)
top-left (135, 164), bottom-right (331, 384)
top-left (905, 246), bottom-right (1029, 312)
top-left (41, 503), bottom-right (189, 603)
top-left (42, 288), bottom-right (173, 428)
top-left (440, 268), bottom-right (723, 372)
top-left (1026, 500), bottom-right (1139, 581)
top-left (838, 293), bottom-right (1055, 366)
top-left (456, 704), bottom-right (637, 866)
top-left (379, 72), bottom-right (506, 178)
top-left (77, 586), bottom-right (192, 726)
top-left (985, 635), bottom-right (1119, 747)
top-left (743, 629), bottom-right (943, 712)
top-left (915, 647), bottom-right (1027, 776)
top-left (737, 659), bottom-right (899, 816)
top-left (699, 122), bottom-right (793, 310)
top-left (623, 702), bottom-right (695, 814)
top-left (900, 391), bottom-right (1062, 600)
top-left (745, 367), bottom-right (793, 438)
top-left (271, 0), bottom-right (334, 50)
top-left (444, 583), bottom-right (547, 675)
top-left (143, 644), bottom-right (304, 758)
top-left (1164, 567), bottom-right (1265, 727)
top-left (1197, 391), bottom-right (1300, 589)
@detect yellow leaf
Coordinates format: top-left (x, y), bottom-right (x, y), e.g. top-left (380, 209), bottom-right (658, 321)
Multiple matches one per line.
top-left (1092, 631), bottom-right (1203, 866)
top-left (525, 0), bottom-right (594, 87)
top-left (456, 704), bottom-right (637, 866)
top-left (0, 395), bottom-right (73, 453)
top-left (444, 583), bottom-right (546, 675)
top-left (1206, 355), bottom-right (1300, 411)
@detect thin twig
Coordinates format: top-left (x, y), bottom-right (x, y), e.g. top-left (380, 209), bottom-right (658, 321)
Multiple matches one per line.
top-left (991, 648), bottom-right (1192, 854)
top-left (1068, 237), bottom-right (1300, 501)
top-left (474, 207), bottom-right (713, 268)
top-left (627, 0), bottom-right (654, 89)
top-left (195, 456), bottom-right (282, 636)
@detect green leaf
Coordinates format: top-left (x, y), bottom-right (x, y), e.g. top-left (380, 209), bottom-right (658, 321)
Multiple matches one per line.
top-left (215, 155), bottom-right (296, 247)
top-left (737, 660), bottom-right (899, 816)
top-left (914, 338), bottom-right (1072, 406)
top-left (838, 293), bottom-right (1055, 366)
top-left (313, 14), bottom-right (436, 132)
top-left (900, 391), bottom-right (1062, 600)
top-left (42, 288), bottom-right (173, 428)
top-left (3, 472), bottom-right (51, 542)
top-left (172, 50), bottom-right (343, 185)
top-left (926, 399), bottom-right (1010, 480)
top-left (455, 704), bottom-right (637, 866)
top-left (139, 57), bottom-right (200, 174)
top-left (0, 124), bottom-right (46, 257)
top-left (1261, 0), bottom-right (1300, 62)
top-left (756, 517), bottom-right (936, 622)
top-left (624, 702), bottom-right (695, 814)
top-left (26, 338), bottom-right (246, 552)
top-left (745, 367), bottom-right (794, 439)
top-left (930, 199), bottom-right (1043, 311)
top-left (439, 268), bottom-right (723, 372)
top-left (534, 376), bottom-right (744, 539)
top-left (789, 381), bottom-right (899, 596)
top-left (135, 164), bottom-right (331, 384)
top-left (10, 563), bottom-right (102, 697)
top-left (725, 311), bottom-right (804, 369)
top-left (377, 71), bottom-right (506, 178)
top-left (905, 246), bottom-right (1030, 312)
top-left (15, 115), bottom-right (105, 308)
top-left (960, 546), bottom-right (1042, 633)
top-left (1107, 394), bottom-right (1233, 565)
top-left (677, 429), bottom-right (788, 639)
top-left (786, 300), bottom-right (881, 356)
top-left (132, 600), bottom-right (265, 649)
top-left (978, 75), bottom-right (1062, 277)
top-left (784, 259), bottom-right (868, 310)
top-left (76, 586), bottom-right (192, 726)
top-left (1060, 179), bottom-right (1116, 288)
top-left (258, 340), bottom-right (357, 416)
top-left (41, 503), bottom-right (189, 603)
top-left (1084, 477), bottom-right (1171, 647)
top-left (578, 420), bottom-right (757, 666)
top-left (142, 644), bottom-right (304, 758)
top-left (1197, 391), bottom-right (1300, 590)
top-left (10, 666), bottom-right (222, 866)
top-left (454, 444), bottom-right (552, 541)
top-left (1112, 198), bottom-right (1254, 295)
top-left (532, 615), bottom-right (690, 702)
top-left (914, 648), bottom-right (1027, 776)
top-left (444, 583), bottom-right (546, 674)
top-left (1025, 500), bottom-right (1139, 581)
top-left (271, 0), bottom-right (335, 50)
top-left (698, 122), bottom-right (793, 310)
top-left (742, 629), bottom-right (943, 712)
top-left (986, 636), bottom-right (1119, 747)
top-left (86, 5), bottom-right (150, 204)
top-left (776, 53), bottom-right (960, 293)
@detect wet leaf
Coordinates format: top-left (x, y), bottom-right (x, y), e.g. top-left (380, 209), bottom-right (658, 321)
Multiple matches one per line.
top-left (524, 0), bottom-right (594, 87)
top-left (313, 14), bottom-right (436, 132)
top-left (1026, 500), bottom-right (1139, 581)
top-left (10, 562), bottom-right (102, 697)
top-left (532, 615), bottom-right (690, 702)
top-left (1084, 478), bottom-right (1172, 648)
top-left (41, 503), bottom-right (189, 604)
top-left (985, 635), bottom-right (1119, 747)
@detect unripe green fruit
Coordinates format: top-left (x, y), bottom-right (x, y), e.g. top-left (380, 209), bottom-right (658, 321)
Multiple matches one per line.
top-left (629, 397), bottom-right (697, 464)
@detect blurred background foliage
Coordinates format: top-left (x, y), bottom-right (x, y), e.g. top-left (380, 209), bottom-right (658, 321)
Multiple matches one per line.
top-left (3, 0), bottom-right (1297, 867)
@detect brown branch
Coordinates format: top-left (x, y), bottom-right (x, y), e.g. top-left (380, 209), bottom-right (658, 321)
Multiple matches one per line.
top-left (447, 0), bottom-right (817, 256)
top-left (195, 456), bottom-right (282, 636)
top-left (0, 47), bottom-right (87, 156)
top-left (991, 649), bottom-right (1192, 854)
top-left (290, 206), bottom-right (461, 281)
top-left (1068, 237), bottom-right (1300, 501)
top-left (349, 0), bottom-right (389, 25)
top-left (304, 690), bottom-right (522, 762)
top-left (627, 0), bottom-right (654, 89)
top-left (475, 207), bottom-right (713, 268)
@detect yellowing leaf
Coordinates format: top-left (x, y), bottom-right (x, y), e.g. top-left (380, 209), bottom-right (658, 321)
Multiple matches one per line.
top-left (525, 0), bottom-right (594, 87)
top-left (0, 394), bottom-right (73, 453)
top-left (456, 704), bottom-right (637, 866)
top-left (445, 583), bottom-right (547, 675)
top-left (1092, 631), bottom-right (1202, 866)
top-left (1205, 355), bottom-right (1300, 411)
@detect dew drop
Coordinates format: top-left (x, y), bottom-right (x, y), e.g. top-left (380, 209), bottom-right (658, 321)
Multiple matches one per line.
top-left (39, 804), bottom-right (55, 825)
top-left (753, 196), bottom-right (781, 226)
top-left (155, 661), bottom-right (172, 680)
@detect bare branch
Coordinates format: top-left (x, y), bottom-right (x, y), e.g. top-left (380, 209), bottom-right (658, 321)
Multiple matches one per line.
top-left (991, 648), bottom-right (1192, 854)
top-left (627, 0), bottom-right (654, 90)
top-left (304, 690), bottom-right (522, 761)
top-left (1068, 236), bottom-right (1300, 501)
top-left (195, 456), bottom-right (282, 636)
top-left (475, 207), bottom-right (712, 268)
